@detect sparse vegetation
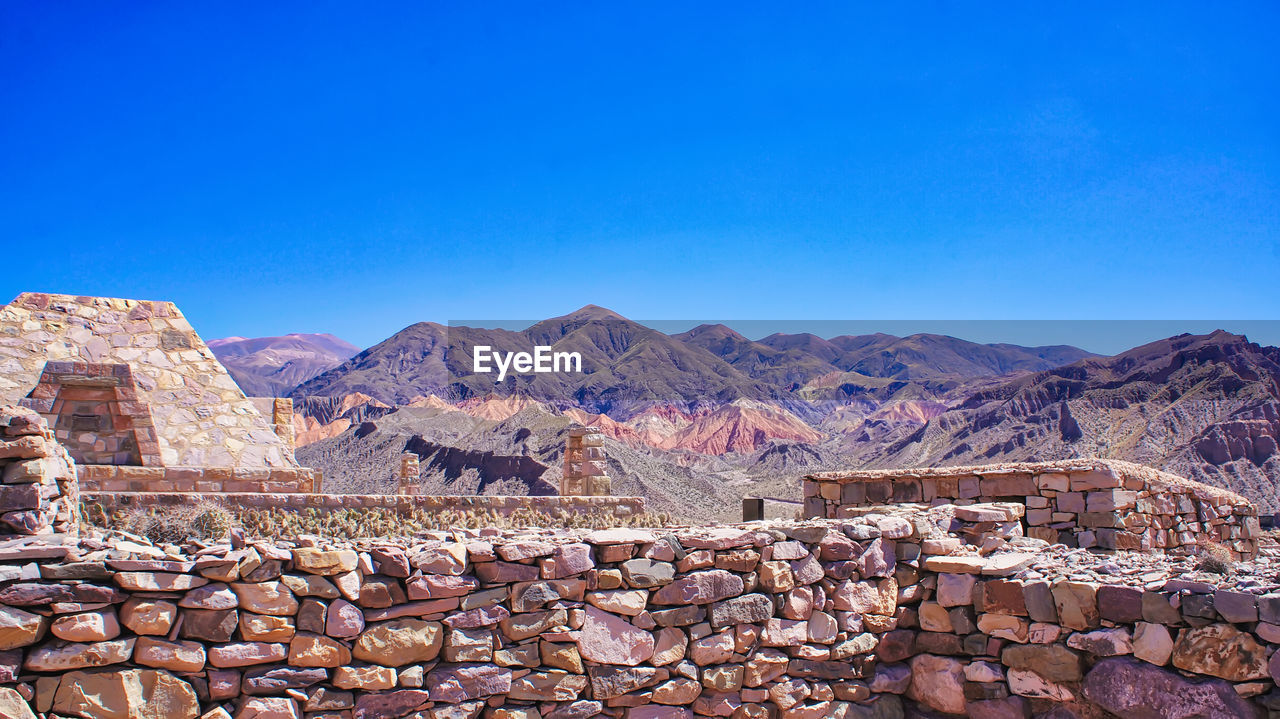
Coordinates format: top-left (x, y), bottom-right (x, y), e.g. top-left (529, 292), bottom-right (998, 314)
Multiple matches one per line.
top-left (84, 500), bottom-right (234, 543)
top-left (81, 499), bottom-right (673, 541)
top-left (1195, 540), bottom-right (1236, 575)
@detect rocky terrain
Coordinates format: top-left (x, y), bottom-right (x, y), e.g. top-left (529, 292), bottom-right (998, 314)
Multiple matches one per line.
top-left (210, 333), bottom-right (360, 398)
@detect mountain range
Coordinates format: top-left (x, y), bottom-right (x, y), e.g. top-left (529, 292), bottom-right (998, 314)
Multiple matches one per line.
top-left (208, 333), bottom-right (360, 397)
top-left (211, 308), bottom-right (1280, 519)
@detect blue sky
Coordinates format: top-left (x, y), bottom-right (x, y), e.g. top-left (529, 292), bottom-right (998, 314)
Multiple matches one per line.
top-left (2, 3), bottom-right (1277, 353)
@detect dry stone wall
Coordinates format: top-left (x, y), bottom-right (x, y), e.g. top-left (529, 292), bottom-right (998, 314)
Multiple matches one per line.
top-left (806, 459), bottom-right (1260, 560)
top-left (0, 406), bottom-right (77, 536)
top-left (0, 505), bottom-right (1278, 717)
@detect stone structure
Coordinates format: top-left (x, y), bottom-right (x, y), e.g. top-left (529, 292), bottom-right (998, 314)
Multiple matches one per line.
top-left (249, 397), bottom-right (297, 453)
top-left (0, 503), bottom-right (1277, 717)
top-left (0, 406), bottom-right (77, 536)
top-left (806, 459), bottom-right (1260, 560)
top-left (562, 426), bottom-right (610, 496)
top-left (397, 452), bottom-right (422, 496)
top-left (0, 293), bottom-right (318, 493)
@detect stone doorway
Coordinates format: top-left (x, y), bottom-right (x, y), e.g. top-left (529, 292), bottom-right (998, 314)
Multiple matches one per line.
top-left (20, 361), bottom-right (161, 466)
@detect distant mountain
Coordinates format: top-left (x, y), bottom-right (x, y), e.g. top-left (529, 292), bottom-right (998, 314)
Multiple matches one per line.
top-left (292, 306), bottom-right (1094, 417)
top-left (284, 313), bottom-right (1280, 519)
top-left (862, 331), bottom-right (1280, 512)
top-left (209, 333), bottom-right (360, 397)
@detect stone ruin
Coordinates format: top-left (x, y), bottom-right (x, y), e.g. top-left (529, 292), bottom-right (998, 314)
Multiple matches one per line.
top-left (561, 426), bottom-right (611, 497)
top-left (0, 292), bottom-right (319, 494)
top-left (806, 459), bottom-right (1260, 560)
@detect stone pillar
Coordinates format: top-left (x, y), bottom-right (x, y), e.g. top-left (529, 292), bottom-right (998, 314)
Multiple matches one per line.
top-left (272, 398), bottom-right (295, 451)
top-left (398, 452), bottom-right (420, 496)
top-left (562, 426), bottom-right (610, 496)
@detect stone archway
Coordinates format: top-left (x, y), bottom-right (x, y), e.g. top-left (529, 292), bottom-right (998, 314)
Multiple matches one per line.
top-left (20, 361), bottom-right (162, 466)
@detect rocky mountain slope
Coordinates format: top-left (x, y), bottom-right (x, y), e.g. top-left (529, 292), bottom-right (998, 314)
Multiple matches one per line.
top-left (209, 333), bottom-right (359, 397)
top-left (291, 306), bottom-right (1093, 415)
top-left (858, 331), bottom-right (1280, 512)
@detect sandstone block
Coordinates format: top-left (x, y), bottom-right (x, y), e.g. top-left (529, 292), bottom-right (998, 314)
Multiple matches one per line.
top-left (426, 664), bottom-right (511, 703)
top-left (291, 548), bottom-right (358, 576)
top-left (232, 581), bottom-right (298, 616)
top-left (52, 668), bottom-right (200, 719)
top-left (576, 605), bottom-right (654, 666)
top-left (0, 604), bottom-right (47, 649)
top-left (906, 654), bottom-right (965, 714)
top-left (134, 637), bottom-right (206, 672)
top-left (26, 638), bottom-right (136, 671)
top-left (352, 619), bottom-right (442, 667)
top-left (333, 665), bottom-right (397, 690)
top-left (508, 670), bottom-right (588, 702)
top-left (207, 642), bottom-right (286, 668)
top-left (1171, 623), bottom-right (1268, 681)
top-left (288, 632), bottom-right (351, 667)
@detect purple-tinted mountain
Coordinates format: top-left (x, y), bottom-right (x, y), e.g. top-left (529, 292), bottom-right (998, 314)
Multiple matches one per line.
top-left (208, 333), bottom-right (360, 397)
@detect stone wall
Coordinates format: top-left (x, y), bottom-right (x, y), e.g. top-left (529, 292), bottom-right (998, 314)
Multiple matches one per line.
top-left (78, 465), bottom-right (319, 494)
top-left (0, 293), bottom-right (300, 469)
top-left (0, 504), bottom-right (1278, 717)
top-left (0, 406), bottom-right (77, 536)
top-left (805, 459), bottom-right (1260, 560)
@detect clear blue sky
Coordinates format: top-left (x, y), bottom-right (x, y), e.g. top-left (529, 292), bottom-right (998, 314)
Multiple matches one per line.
top-left (3, 3), bottom-right (1277, 353)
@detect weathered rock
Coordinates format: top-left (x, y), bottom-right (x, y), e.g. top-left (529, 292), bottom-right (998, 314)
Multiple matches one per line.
top-left (26, 638), bottom-right (136, 671)
top-left (206, 641), bottom-right (286, 668)
top-left (288, 632), bottom-right (351, 667)
top-left (906, 654), bottom-right (965, 714)
top-left (235, 696), bottom-right (301, 719)
top-left (576, 605), bottom-right (654, 666)
top-left (708, 593), bottom-right (773, 628)
top-left (120, 599), bottom-right (177, 636)
top-left (291, 548), bottom-right (358, 576)
top-left (651, 570), bottom-right (744, 605)
top-left (232, 581), bottom-right (298, 617)
top-left (1084, 656), bottom-right (1262, 718)
top-left (508, 670), bottom-right (588, 702)
top-left (352, 619), bottom-right (443, 667)
top-left (426, 664), bottom-right (511, 702)
top-left (134, 637), bottom-right (206, 672)
top-left (0, 686), bottom-right (34, 719)
top-left (51, 667), bottom-right (200, 719)
top-left (243, 666), bottom-right (328, 695)
top-left (1171, 623), bottom-right (1269, 681)
top-left (0, 604), bottom-right (46, 649)
top-left (1132, 622), bottom-right (1174, 665)
top-left (832, 577), bottom-right (897, 615)
top-left (1000, 644), bottom-right (1083, 683)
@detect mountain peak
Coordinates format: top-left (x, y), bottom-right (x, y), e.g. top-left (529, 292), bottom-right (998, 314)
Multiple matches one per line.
top-left (676, 323), bottom-right (748, 342)
top-left (562, 304), bottom-right (627, 322)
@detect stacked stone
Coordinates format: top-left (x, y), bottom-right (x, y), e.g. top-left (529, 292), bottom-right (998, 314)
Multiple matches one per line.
top-left (806, 459), bottom-right (1260, 560)
top-left (0, 405), bottom-right (77, 536)
top-left (1, 507), bottom-right (1280, 717)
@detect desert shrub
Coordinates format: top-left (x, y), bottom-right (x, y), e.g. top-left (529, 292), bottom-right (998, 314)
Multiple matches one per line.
top-left (96, 501), bottom-right (235, 543)
top-left (83, 498), bottom-right (673, 540)
top-left (236, 506), bottom-right (674, 539)
top-left (1195, 540), bottom-right (1235, 575)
